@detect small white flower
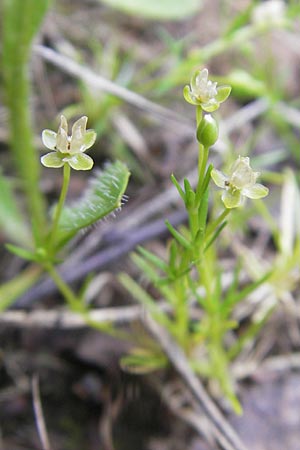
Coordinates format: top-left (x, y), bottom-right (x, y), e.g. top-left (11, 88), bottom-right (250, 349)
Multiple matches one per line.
top-left (211, 156), bottom-right (269, 208)
top-left (183, 68), bottom-right (231, 112)
top-left (41, 115), bottom-right (96, 170)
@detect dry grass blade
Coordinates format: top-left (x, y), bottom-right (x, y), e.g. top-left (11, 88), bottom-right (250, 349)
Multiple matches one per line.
top-left (34, 45), bottom-right (193, 130)
top-left (32, 375), bottom-right (52, 450)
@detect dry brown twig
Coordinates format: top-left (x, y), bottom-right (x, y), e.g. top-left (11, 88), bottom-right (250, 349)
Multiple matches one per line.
top-left (32, 374), bottom-right (52, 450)
top-left (144, 314), bottom-right (249, 450)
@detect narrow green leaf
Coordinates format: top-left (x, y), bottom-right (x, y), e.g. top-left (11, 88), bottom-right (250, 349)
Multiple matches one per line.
top-left (137, 246), bottom-right (169, 272)
top-left (221, 271), bottom-right (272, 316)
top-left (165, 220), bottom-right (191, 250)
top-left (56, 161), bottom-right (130, 247)
top-left (204, 221), bottom-right (227, 251)
top-left (131, 253), bottom-right (177, 305)
top-left (6, 243), bottom-right (37, 262)
top-left (184, 178), bottom-right (195, 207)
top-left (119, 273), bottom-right (172, 329)
top-left (170, 174), bottom-right (185, 202)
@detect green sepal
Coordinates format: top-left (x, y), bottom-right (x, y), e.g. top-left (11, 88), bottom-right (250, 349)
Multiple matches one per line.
top-left (55, 161), bottom-right (130, 248)
top-left (215, 85), bottom-right (232, 103)
top-left (183, 85), bottom-right (198, 105)
top-left (201, 101), bottom-right (220, 113)
top-left (222, 189), bottom-right (242, 209)
top-left (41, 152), bottom-right (64, 168)
top-left (67, 153), bottom-right (94, 171)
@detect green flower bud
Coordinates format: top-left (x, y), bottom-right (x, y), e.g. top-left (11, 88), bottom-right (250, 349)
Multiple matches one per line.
top-left (196, 114), bottom-right (219, 147)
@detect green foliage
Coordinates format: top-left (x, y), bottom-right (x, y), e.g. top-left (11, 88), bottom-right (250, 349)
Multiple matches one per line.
top-left (120, 69), bottom-right (273, 413)
top-left (97, 0), bottom-right (202, 20)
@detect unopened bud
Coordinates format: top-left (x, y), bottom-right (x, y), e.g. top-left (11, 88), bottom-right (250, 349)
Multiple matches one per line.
top-left (196, 114), bottom-right (219, 147)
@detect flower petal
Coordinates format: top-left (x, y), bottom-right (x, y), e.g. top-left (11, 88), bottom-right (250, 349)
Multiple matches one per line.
top-left (191, 69), bottom-right (203, 91)
top-left (231, 157), bottom-right (257, 189)
top-left (41, 152), bottom-right (64, 168)
top-left (59, 115), bottom-right (68, 134)
top-left (242, 183), bottom-right (269, 199)
top-left (42, 130), bottom-right (57, 150)
top-left (70, 116), bottom-right (90, 153)
top-left (65, 153), bottom-right (94, 171)
top-left (222, 189), bottom-right (243, 209)
top-left (56, 127), bottom-right (69, 152)
top-left (71, 116), bottom-right (88, 141)
top-left (211, 169), bottom-right (229, 188)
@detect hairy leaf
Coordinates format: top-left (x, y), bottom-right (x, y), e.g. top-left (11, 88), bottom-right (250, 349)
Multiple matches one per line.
top-left (56, 161), bottom-right (130, 247)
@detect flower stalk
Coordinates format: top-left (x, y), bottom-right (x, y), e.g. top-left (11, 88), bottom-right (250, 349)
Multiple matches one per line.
top-left (48, 163), bottom-right (71, 253)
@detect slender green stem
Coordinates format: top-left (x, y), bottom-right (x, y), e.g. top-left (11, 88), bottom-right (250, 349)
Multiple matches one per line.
top-left (46, 262), bottom-right (124, 337)
top-left (198, 145), bottom-right (209, 188)
top-left (196, 106), bottom-right (202, 127)
top-left (48, 163), bottom-right (70, 252)
top-left (206, 209), bottom-right (230, 239)
top-left (45, 263), bottom-right (82, 311)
